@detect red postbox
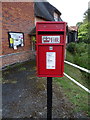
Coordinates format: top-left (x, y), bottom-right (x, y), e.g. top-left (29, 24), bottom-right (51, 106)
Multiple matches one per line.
top-left (36, 22), bottom-right (66, 77)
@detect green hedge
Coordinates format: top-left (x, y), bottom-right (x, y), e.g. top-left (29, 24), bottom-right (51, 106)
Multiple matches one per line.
top-left (66, 42), bottom-right (89, 69)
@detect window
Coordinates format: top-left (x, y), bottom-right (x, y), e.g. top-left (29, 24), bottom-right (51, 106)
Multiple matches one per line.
top-left (31, 36), bottom-right (36, 51)
top-left (54, 12), bottom-right (59, 21)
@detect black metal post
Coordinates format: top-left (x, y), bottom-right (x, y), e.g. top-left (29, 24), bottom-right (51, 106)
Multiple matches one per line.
top-left (47, 77), bottom-right (52, 120)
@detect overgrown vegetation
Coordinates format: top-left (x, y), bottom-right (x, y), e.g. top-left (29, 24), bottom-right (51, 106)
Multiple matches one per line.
top-left (77, 10), bottom-right (90, 43)
top-left (66, 41), bottom-right (89, 86)
top-left (66, 9), bottom-right (89, 69)
top-left (66, 42), bottom-right (89, 69)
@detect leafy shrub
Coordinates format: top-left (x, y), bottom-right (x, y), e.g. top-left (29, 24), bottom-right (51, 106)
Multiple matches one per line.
top-left (67, 42), bottom-right (76, 54)
top-left (66, 42), bottom-right (89, 69)
top-left (66, 50), bottom-right (74, 63)
top-left (67, 42), bottom-right (88, 55)
top-left (75, 42), bottom-right (88, 54)
top-left (74, 52), bottom-right (88, 69)
top-left (78, 52), bottom-right (88, 69)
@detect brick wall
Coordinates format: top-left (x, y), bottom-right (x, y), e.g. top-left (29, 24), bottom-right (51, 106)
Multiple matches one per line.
top-left (1, 2), bottom-right (35, 68)
top-left (35, 17), bottom-right (46, 25)
top-left (2, 51), bottom-right (35, 68)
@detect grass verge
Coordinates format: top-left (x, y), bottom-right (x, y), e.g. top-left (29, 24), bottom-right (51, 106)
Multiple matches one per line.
top-left (54, 63), bottom-right (89, 117)
top-left (64, 63), bottom-right (89, 89)
top-left (54, 76), bottom-right (89, 116)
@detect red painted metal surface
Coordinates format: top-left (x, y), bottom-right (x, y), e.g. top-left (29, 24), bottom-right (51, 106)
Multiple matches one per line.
top-left (36, 22), bottom-right (66, 77)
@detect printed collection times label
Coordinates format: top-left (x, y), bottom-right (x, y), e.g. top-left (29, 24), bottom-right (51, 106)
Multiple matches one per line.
top-left (46, 52), bottom-right (56, 69)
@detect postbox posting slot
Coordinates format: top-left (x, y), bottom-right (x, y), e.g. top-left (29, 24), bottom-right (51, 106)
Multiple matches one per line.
top-left (38, 31), bottom-right (64, 34)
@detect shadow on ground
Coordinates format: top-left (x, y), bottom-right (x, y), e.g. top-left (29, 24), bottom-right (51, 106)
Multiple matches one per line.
top-left (2, 59), bottom-right (89, 119)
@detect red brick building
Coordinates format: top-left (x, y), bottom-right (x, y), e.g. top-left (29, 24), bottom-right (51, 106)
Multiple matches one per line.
top-left (0, 1), bottom-right (62, 68)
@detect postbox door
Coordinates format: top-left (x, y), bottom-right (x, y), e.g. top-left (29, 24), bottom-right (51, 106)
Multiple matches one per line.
top-left (37, 45), bottom-right (64, 77)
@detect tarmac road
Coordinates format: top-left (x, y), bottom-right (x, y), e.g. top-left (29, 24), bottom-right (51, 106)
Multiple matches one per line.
top-left (2, 59), bottom-right (89, 119)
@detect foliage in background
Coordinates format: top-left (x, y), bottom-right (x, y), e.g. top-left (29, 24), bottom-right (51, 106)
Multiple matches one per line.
top-left (66, 42), bottom-right (89, 69)
top-left (66, 42), bottom-right (76, 54)
top-left (77, 10), bottom-right (90, 43)
top-left (67, 42), bottom-right (88, 54)
top-left (66, 9), bottom-right (89, 69)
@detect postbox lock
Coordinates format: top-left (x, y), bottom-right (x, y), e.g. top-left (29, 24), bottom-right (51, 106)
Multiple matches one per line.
top-left (49, 46), bottom-right (53, 50)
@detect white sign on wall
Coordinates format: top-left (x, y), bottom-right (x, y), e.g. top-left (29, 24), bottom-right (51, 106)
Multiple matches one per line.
top-left (46, 52), bottom-right (56, 69)
top-left (9, 32), bottom-right (24, 50)
top-left (42, 36), bottom-right (60, 43)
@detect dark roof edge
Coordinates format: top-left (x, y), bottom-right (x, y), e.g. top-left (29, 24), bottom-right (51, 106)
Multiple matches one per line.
top-left (34, 2), bottom-right (61, 21)
top-left (49, 3), bottom-right (61, 15)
